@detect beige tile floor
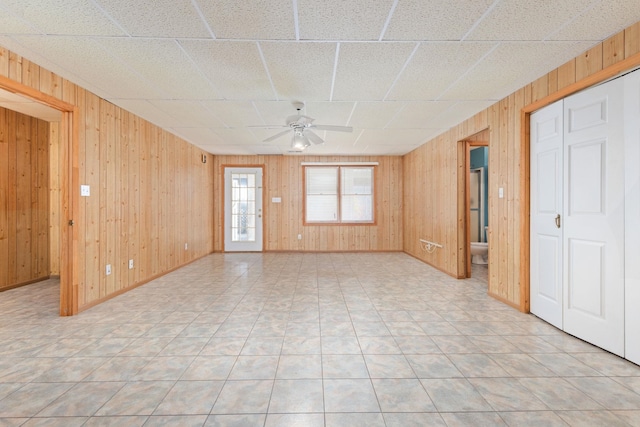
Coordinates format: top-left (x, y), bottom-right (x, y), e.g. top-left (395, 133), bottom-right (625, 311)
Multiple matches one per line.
top-left (0, 252), bottom-right (639, 426)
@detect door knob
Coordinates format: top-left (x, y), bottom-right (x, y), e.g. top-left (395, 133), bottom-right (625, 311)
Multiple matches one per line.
top-left (555, 214), bottom-right (561, 229)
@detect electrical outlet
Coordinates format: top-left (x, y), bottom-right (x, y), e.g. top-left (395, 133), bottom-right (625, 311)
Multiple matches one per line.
top-left (184, 243), bottom-right (188, 250)
top-left (297, 234), bottom-right (302, 240)
top-left (106, 264), bottom-right (111, 275)
top-left (128, 259), bottom-right (134, 269)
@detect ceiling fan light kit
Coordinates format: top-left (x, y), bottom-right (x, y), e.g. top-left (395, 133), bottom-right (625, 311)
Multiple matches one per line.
top-left (292, 130), bottom-right (311, 150)
top-left (262, 101), bottom-right (353, 152)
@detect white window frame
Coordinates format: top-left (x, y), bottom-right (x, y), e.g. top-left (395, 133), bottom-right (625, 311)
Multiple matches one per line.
top-left (304, 165), bottom-right (375, 225)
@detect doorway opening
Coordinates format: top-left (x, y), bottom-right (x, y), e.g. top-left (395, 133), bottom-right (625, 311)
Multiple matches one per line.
top-left (461, 129), bottom-right (490, 282)
top-left (0, 75), bottom-right (77, 316)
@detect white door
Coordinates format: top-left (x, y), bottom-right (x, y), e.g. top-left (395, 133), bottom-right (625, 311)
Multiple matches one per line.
top-left (563, 77), bottom-right (625, 356)
top-left (530, 100), bottom-right (564, 329)
top-left (224, 167), bottom-right (263, 252)
top-left (624, 69), bottom-right (640, 365)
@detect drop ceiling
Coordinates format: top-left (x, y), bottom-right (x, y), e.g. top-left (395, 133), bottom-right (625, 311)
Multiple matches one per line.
top-left (0, 0), bottom-right (638, 155)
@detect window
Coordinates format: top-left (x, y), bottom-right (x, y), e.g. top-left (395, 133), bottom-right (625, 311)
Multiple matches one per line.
top-left (305, 166), bottom-right (374, 224)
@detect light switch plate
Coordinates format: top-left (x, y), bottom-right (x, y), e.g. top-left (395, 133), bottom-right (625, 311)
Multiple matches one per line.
top-left (272, 197), bottom-right (281, 203)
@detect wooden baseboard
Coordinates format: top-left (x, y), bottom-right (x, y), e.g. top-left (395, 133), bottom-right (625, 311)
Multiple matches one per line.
top-left (0, 276), bottom-right (52, 293)
top-left (404, 252), bottom-right (461, 279)
top-left (487, 290), bottom-right (522, 311)
top-left (77, 253), bottom-right (211, 314)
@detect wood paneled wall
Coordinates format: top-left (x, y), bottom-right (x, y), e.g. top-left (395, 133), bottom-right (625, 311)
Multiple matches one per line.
top-left (403, 21), bottom-right (640, 310)
top-left (213, 155), bottom-right (403, 252)
top-left (0, 47), bottom-right (215, 311)
top-left (0, 107), bottom-right (50, 291)
top-left (49, 122), bottom-right (60, 276)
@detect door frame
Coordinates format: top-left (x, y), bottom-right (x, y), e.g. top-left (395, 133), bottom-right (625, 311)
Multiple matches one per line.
top-left (221, 164), bottom-right (265, 252)
top-left (0, 74), bottom-right (79, 316)
top-left (462, 138), bottom-right (489, 279)
top-left (520, 51), bottom-right (640, 313)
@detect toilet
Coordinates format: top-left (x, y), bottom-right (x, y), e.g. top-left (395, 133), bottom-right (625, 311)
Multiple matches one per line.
top-left (470, 226), bottom-right (489, 265)
top-left (470, 242), bottom-right (488, 264)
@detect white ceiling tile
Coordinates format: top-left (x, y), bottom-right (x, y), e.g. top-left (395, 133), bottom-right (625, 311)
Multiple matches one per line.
top-left (9, 36), bottom-right (165, 100)
top-left (170, 127), bottom-right (224, 146)
top-left (110, 100), bottom-right (179, 129)
top-left (347, 102), bottom-right (405, 128)
top-left (214, 128), bottom-right (262, 145)
top-left (466, 0), bottom-right (589, 41)
top-left (549, 0), bottom-right (640, 41)
top-left (0, 0), bottom-right (125, 36)
top-left (253, 101), bottom-right (306, 125)
top-left (434, 100), bottom-right (494, 129)
top-left (316, 128), bottom-right (360, 147)
top-left (197, 0), bottom-right (295, 40)
top-left (252, 145), bottom-right (286, 155)
top-left (386, 42), bottom-right (495, 100)
top-left (383, 0), bottom-right (494, 41)
top-left (250, 128), bottom-right (291, 144)
top-left (441, 41), bottom-right (594, 101)
top-left (179, 40), bottom-right (274, 100)
top-left (94, 0), bottom-right (212, 38)
top-left (303, 101), bottom-right (354, 126)
top-left (304, 142), bottom-right (361, 155)
top-left (332, 42), bottom-right (416, 101)
top-left (0, 36), bottom-right (109, 98)
top-left (297, 0), bottom-right (395, 40)
top-left (385, 101), bottom-right (456, 129)
top-left (201, 101), bottom-right (264, 127)
top-left (149, 100), bottom-right (227, 128)
top-left (372, 144), bottom-right (423, 155)
top-left (198, 144), bottom-right (260, 155)
top-left (359, 128), bottom-right (440, 146)
top-left (260, 42), bottom-right (336, 101)
top-left (0, 6), bottom-right (40, 33)
top-left (98, 38), bottom-right (221, 100)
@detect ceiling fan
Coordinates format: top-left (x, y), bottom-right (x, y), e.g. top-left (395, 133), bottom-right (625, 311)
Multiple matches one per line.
top-left (260, 102), bottom-right (353, 151)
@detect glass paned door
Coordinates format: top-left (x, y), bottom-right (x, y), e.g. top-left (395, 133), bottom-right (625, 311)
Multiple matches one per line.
top-left (224, 167), bottom-right (263, 251)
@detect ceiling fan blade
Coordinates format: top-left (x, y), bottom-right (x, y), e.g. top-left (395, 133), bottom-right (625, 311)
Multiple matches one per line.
top-left (248, 125), bottom-right (288, 129)
top-left (305, 130), bottom-right (324, 145)
top-left (311, 124), bottom-right (353, 132)
top-left (263, 129), bottom-right (291, 142)
top-left (286, 114), bottom-right (315, 126)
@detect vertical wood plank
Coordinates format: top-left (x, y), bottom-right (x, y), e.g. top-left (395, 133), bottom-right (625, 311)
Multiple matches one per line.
top-left (0, 108), bottom-right (7, 288)
top-left (575, 44), bottom-right (604, 81)
top-left (603, 31), bottom-right (625, 68)
top-left (37, 119), bottom-right (49, 278)
top-left (15, 112), bottom-right (31, 283)
top-left (49, 122), bottom-right (60, 276)
top-left (557, 60), bottom-right (576, 89)
top-left (531, 75), bottom-right (549, 103)
top-left (84, 91), bottom-right (101, 303)
top-left (138, 121), bottom-right (150, 281)
top-left (0, 47), bottom-right (9, 78)
top-left (72, 85), bottom-right (86, 307)
top-left (7, 110), bottom-right (17, 286)
top-left (625, 22), bottom-right (640, 57)
top-left (128, 113), bottom-right (139, 286)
